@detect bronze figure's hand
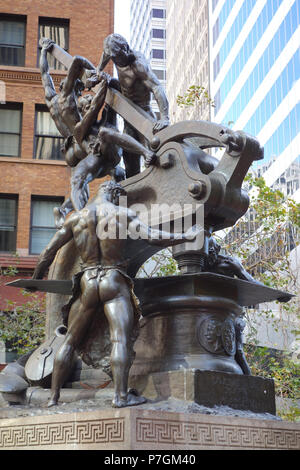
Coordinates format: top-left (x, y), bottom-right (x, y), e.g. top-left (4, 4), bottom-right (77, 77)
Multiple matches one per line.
top-left (153, 119), bottom-right (169, 133)
top-left (144, 151), bottom-right (157, 168)
top-left (39, 37), bottom-right (55, 51)
top-left (98, 71), bottom-right (111, 83)
top-left (85, 76), bottom-right (99, 89)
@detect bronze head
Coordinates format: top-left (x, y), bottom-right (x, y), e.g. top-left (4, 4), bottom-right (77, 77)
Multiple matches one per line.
top-left (100, 34), bottom-right (135, 69)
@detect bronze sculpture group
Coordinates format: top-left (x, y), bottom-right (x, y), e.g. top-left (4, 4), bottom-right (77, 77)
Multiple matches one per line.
top-left (3, 34), bottom-right (292, 411)
top-left (35, 34), bottom-right (198, 407)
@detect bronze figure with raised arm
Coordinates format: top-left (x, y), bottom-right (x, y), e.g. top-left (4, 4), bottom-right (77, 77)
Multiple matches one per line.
top-left (31, 180), bottom-right (199, 408)
top-left (39, 37), bottom-right (97, 223)
top-left (95, 34), bottom-right (170, 178)
top-left (39, 37), bottom-right (96, 167)
top-left (39, 38), bottom-right (156, 224)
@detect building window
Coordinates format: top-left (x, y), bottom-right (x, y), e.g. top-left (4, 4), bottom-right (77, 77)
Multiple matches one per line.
top-left (38, 17), bottom-right (69, 70)
top-left (213, 53), bottom-right (220, 80)
top-left (34, 106), bottom-right (64, 160)
top-left (152, 49), bottom-right (165, 59)
top-left (153, 69), bottom-right (166, 81)
top-left (152, 9), bottom-right (166, 18)
top-left (0, 15), bottom-right (26, 66)
top-left (30, 197), bottom-right (63, 254)
top-left (0, 103), bottom-right (22, 157)
top-left (213, 18), bottom-right (219, 45)
top-left (152, 29), bottom-right (165, 39)
top-left (0, 195), bottom-right (17, 252)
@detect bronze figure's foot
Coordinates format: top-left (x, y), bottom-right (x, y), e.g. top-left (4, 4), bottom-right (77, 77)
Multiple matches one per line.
top-left (47, 398), bottom-right (58, 408)
top-left (47, 392), bottom-right (59, 407)
top-left (112, 389), bottom-right (147, 408)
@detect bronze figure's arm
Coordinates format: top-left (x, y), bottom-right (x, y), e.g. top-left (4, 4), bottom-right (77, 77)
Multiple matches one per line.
top-left (74, 74), bottom-right (109, 145)
top-left (39, 38), bottom-right (57, 105)
top-left (32, 221), bottom-right (74, 280)
top-left (127, 211), bottom-right (200, 247)
top-left (97, 50), bottom-right (111, 74)
top-left (142, 67), bottom-right (170, 133)
top-left (61, 55), bottom-right (96, 97)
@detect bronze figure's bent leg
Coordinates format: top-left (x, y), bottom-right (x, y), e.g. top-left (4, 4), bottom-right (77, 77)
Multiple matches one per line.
top-left (99, 270), bottom-right (146, 408)
top-left (48, 275), bottom-right (99, 407)
top-left (70, 153), bottom-right (106, 211)
top-left (99, 127), bottom-right (156, 168)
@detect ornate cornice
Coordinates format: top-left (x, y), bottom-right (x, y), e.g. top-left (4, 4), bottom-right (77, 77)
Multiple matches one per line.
top-left (0, 66), bottom-right (66, 86)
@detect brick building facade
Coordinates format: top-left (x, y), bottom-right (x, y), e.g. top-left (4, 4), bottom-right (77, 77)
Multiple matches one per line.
top-left (0, 0), bottom-right (114, 308)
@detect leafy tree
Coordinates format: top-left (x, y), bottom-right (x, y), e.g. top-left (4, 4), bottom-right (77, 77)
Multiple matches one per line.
top-left (0, 266), bottom-right (46, 356)
top-left (176, 84), bottom-right (215, 109)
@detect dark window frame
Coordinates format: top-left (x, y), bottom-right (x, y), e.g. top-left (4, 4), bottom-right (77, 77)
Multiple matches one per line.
top-left (151, 49), bottom-right (165, 59)
top-left (152, 69), bottom-right (166, 80)
top-left (0, 102), bottom-right (23, 158)
top-left (152, 28), bottom-right (165, 39)
top-left (33, 104), bottom-right (64, 161)
top-left (0, 13), bottom-right (26, 67)
top-left (0, 193), bottom-right (18, 253)
top-left (152, 9), bottom-right (166, 19)
top-left (29, 195), bottom-right (64, 255)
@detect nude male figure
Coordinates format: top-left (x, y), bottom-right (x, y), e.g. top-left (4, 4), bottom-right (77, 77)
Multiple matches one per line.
top-left (206, 237), bottom-right (263, 284)
top-left (31, 181), bottom-right (198, 408)
top-left (95, 34), bottom-right (170, 178)
top-left (39, 38), bottom-right (96, 223)
top-left (71, 74), bottom-right (156, 212)
top-left (39, 39), bottom-right (156, 221)
top-left (39, 38), bottom-right (95, 167)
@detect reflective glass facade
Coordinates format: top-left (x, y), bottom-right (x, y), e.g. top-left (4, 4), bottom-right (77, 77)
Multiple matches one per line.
top-left (210, 0), bottom-right (300, 197)
top-left (130, 0), bottom-right (167, 114)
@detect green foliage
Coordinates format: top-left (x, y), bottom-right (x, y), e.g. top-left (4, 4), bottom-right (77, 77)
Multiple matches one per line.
top-left (245, 345), bottom-right (300, 398)
top-left (177, 85), bottom-right (215, 109)
top-left (0, 291), bottom-right (46, 355)
top-left (0, 263), bottom-right (46, 355)
top-left (138, 248), bottom-right (179, 278)
top-left (245, 345), bottom-right (300, 421)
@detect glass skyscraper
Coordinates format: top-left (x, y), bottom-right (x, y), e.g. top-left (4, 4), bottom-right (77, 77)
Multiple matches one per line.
top-left (130, 0), bottom-right (167, 115)
top-left (209, 0), bottom-right (300, 200)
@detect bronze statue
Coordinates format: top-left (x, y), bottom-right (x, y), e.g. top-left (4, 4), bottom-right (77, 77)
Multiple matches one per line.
top-left (95, 33), bottom-right (170, 178)
top-left (39, 38), bottom-right (95, 222)
top-left (31, 180), bottom-right (198, 408)
top-left (40, 38), bottom-right (156, 224)
top-left (39, 38), bottom-right (94, 163)
top-left (206, 236), bottom-right (262, 284)
top-left (234, 315), bottom-right (251, 375)
top-left (71, 73), bottom-right (156, 212)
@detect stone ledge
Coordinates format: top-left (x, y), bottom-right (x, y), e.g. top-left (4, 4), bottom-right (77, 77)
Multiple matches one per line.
top-left (0, 407), bottom-right (299, 450)
top-left (130, 369), bottom-right (276, 415)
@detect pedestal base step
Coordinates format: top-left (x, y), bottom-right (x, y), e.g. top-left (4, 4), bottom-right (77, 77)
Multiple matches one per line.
top-left (0, 406), bottom-right (299, 450)
top-left (130, 369), bottom-right (276, 415)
